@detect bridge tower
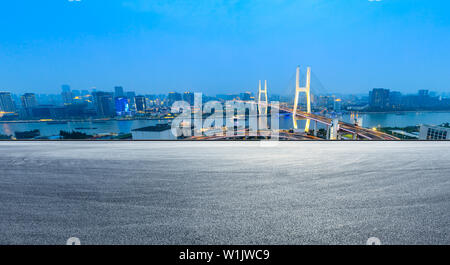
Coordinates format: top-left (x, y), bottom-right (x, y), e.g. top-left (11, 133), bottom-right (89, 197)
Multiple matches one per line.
top-left (258, 80), bottom-right (268, 115)
top-left (293, 66), bottom-right (312, 132)
top-left (328, 118), bottom-right (339, 140)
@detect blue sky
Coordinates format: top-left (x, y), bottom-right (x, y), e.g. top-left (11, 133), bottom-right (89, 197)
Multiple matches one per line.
top-left (0, 0), bottom-right (449, 95)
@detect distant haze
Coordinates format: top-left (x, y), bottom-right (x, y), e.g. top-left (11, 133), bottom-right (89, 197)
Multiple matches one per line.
top-left (0, 0), bottom-right (449, 95)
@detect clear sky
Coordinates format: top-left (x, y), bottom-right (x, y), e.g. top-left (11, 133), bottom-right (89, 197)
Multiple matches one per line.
top-left (0, 0), bottom-right (449, 96)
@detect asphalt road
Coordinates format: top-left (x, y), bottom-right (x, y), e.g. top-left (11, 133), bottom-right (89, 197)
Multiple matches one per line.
top-left (0, 141), bottom-right (449, 245)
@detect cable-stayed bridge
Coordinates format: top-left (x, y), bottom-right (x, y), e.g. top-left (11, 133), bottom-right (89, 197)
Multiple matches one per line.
top-left (192, 66), bottom-right (399, 140)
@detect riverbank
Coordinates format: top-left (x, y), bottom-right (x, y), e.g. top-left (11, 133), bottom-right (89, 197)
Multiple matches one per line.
top-left (0, 117), bottom-right (173, 124)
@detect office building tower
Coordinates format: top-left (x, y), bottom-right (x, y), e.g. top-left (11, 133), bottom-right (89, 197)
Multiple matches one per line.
top-left (0, 92), bottom-right (16, 112)
top-left (168, 92), bottom-right (182, 106)
top-left (21, 93), bottom-right (38, 118)
top-left (115, 86), bottom-right (124, 98)
top-left (135, 95), bottom-right (147, 112)
top-left (333, 98), bottom-right (342, 112)
top-left (61, 85), bottom-right (73, 105)
top-left (126, 91), bottom-right (136, 109)
top-left (389, 91), bottom-right (402, 109)
top-left (21, 93), bottom-right (37, 109)
top-left (115, 97), bottom-right (129, 116)
top-left (183, 92), bottom-right (194, 105)
top-left (92, 92), bottom-right (115, 117)
top-left (369, 88), bottom-right (390, 110)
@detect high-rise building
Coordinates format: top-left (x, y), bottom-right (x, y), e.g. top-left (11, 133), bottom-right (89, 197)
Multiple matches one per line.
top-left (71, 90), bottom-right (81, 97)
top-left (21, 93), bottom-right (38, 118)
top-left (369, 88), bottom-right (390, 110)
top-left (389, 91), bottom-right (402, 109)
top-left (333, 98), bottom-right (342, 112)
top-left (115, 86), bottom-right (124, 98)
top-left (61, 85), bottom-right (73, 105)
top-left (417, 89), bottom-right (430, 107)
top-left (135, 95), bottom-right (147, 112)
top-left (126, 91), bottom-right (136, 109)
top-left (115, 97), bottom-right (129, 116)
top-left (183, 92), bottom-right (194, 105)
top-left (61, 85), bottom-right (71, 92)
top-left (92, 92), bottom-right (115, 117)
top-left (0, 92), bottom-right (16, 112)
top-left (168, 92), bottom-right (182, 106)
top-left (21, 93), bottom-right (37, 108)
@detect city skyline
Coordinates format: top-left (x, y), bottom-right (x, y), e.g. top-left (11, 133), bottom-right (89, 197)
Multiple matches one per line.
top-left (1, 1), bottom-right (450, 95)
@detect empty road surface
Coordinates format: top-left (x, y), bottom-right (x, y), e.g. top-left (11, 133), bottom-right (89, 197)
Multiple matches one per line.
top-left (0, 141), bottom-right (449, 245)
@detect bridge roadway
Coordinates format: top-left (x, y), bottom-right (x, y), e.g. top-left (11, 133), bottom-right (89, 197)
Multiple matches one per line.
top-left (280, 106), bottom-right (399, 140)
top-left (190, 101), bottom-right (399, 140)
top-left (244, 100), bottom-right (398, 140)
top-left (190, 129), bottom-right (320, 140)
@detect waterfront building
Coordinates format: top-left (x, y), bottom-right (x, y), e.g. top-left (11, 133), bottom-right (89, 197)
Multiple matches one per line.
top-left (389, 91), bottom-right (402, 109)
top-left (419, 124), bottom-right (450, 140)
top-left (0, 92), bottom-right (16, 112)
top-left (115, 97), bottom-right (130, 116)
top-left (417, 89), bottom-right (431, 107)
top-left (20, 93), bottom-right (38, 118)
top-left (369, 88), bottom-right (390, 110)
top-left (93, 91), bottom-right (115, 117)
top-left (21, 93), bottom-right (38, 108)
top-left (135, 95), bottom-right (147, 113)
top-left (126, 91), bottom-right (136, 109)
top-left (65, 103), bottom-right (94, 118)
top-left (31, 105), bottom-right (66, 119)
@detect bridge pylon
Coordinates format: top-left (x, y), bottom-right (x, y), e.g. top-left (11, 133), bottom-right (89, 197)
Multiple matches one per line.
top-left (258, 80), bottom-right (268, 115)
top-left (293, 66), bottom-right (312, 132)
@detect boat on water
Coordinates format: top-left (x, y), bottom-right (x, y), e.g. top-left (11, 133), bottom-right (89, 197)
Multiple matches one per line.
top-left (14, 129), bottom-right (40, 139)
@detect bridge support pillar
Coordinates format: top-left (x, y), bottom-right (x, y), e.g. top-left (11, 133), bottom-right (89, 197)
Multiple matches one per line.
top-left (293, 66), bottom-right (311, 132)
top-left (329, 118), bottom-right (339, 140)
top-left (314, 120), bottom-right (317, 136)
top-left (258, 80), bottom-right (268, 115)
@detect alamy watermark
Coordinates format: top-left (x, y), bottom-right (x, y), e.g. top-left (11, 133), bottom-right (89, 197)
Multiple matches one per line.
top-left (170, 93), bottom-right (279, 142)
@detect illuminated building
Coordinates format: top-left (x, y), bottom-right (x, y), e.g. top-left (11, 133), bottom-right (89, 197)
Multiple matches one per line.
top-left (115, 97), bottom-right (130, 116)
top-left (333, 98), bottom-right (342, 112)
top-left (135, 95), bottom-right (147, 112)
